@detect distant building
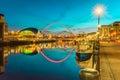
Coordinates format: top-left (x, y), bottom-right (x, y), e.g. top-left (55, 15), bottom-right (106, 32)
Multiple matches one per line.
top-left (0, 14), bottom-right (4, 23)
top-left (0, 14), bottom-right (8, 42)
top-left (99, 25), bottom-right (110, 39)
top-left (87, 32), bottom-right (96, 40)
top-left (100, 21), bottom-right (120, 40)
top-left (48, 34), bottom-right (52, 39)
top-left (18, 28), bottom-right (43, 40)
top-left (112, 21), bottom-right (120, 40)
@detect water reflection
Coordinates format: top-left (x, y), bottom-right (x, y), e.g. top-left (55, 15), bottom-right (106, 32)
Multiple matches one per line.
top-left (0, 42), bottom-right (80, 80)
top-left (0, 47), bottom-right (10, 74)
top-left (0, 42), bottom-right (99, 80)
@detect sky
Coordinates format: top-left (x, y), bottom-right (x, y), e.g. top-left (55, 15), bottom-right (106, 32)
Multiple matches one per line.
top-left (0, 0), bottom-right (120, 33)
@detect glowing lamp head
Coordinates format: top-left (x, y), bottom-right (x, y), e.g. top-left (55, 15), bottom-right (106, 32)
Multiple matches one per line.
top-left (94, 5), bottom-right (104, 16)
top-left (98, 24), bottom-right (101, 28)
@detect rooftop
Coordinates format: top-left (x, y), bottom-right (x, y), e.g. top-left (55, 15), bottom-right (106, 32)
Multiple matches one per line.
top-left (0, 13), bottom-right (4, 16)
top-left (101, 25), bottom-right (108, 27)
top-left (19, 28), bottom-right (39, 34)
top-left (113, 21), bottom-right (120, 23)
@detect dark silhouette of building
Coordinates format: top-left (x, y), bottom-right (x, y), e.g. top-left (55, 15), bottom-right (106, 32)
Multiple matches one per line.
top-left (0, 14), bottom-right (8, 42)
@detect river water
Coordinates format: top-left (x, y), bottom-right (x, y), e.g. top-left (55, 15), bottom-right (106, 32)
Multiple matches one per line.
top-left (0, 42), bottom-right (82, 80)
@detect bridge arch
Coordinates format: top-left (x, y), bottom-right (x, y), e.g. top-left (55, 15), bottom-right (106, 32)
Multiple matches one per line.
top-left (41, 22), bottom-right (75, 36)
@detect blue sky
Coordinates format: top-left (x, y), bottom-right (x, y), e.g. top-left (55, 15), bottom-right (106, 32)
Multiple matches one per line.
top-left (0, 0), bottom-right (120, 33)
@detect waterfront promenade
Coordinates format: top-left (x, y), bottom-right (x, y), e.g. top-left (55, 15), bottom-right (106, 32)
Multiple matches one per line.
top-left (100, 41), bottom-right (120, 80)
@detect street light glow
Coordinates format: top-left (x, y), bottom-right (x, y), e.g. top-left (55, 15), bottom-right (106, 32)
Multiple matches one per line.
top-left (93, 4), bottom-right (105, 40)
top-left (94, 5), bottom-right (105, 16)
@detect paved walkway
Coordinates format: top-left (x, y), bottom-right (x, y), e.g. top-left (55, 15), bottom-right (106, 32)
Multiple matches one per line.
top-left (100, 42), bottom-right (120, 80)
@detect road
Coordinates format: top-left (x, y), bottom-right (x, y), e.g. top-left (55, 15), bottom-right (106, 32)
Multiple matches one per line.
top-left (100, 42), bottom-right (120, 80)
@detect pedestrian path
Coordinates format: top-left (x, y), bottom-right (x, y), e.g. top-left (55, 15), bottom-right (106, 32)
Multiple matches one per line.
top-left (100, 43), bottom-right (120, 80)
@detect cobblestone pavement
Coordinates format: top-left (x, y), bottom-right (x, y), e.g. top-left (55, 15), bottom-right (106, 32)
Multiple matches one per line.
top-left (100, 42), bottom-right (120, 80)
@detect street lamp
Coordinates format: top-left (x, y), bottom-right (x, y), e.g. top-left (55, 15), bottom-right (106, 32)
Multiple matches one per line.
top-left (94, 5), bottom-right (104, 28)
top-left (94, 5), bottom-right (105, 40)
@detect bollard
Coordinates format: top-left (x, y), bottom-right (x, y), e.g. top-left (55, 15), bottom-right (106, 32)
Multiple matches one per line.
top-left (80, 68), bottom-right (99, 80)
top-left (94, 45), bottom-right (100, 50)
top-left (93, 50), bottom-right (99, 55)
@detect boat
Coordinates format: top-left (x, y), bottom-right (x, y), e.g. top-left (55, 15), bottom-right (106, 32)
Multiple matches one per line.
top-left (75, 39), bottom-right (94, 61)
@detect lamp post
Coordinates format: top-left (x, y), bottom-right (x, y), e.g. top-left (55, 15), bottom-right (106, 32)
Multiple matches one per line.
top-left (94, 5), bottom-right (104, 27)
top-left (94, 5), bottom-right (104, 40)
